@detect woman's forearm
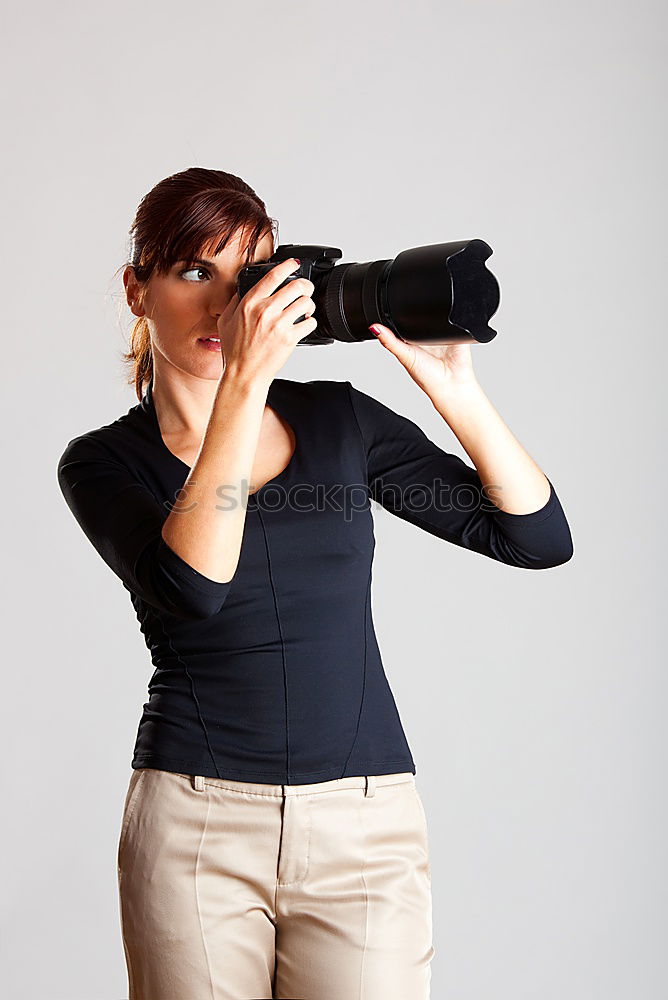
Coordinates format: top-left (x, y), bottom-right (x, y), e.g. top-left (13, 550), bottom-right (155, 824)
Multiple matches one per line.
top-left (161, 369), bottom-right (271, 583)
top-left (429, 379), bottom-right (552, 515)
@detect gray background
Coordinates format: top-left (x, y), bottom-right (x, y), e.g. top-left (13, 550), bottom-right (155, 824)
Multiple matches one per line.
top-left (2, 1), bottom-right (665, 997)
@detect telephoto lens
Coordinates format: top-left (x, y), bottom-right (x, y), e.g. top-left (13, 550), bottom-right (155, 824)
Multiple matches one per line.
top-left (237, 239), bottom-right (500, 346)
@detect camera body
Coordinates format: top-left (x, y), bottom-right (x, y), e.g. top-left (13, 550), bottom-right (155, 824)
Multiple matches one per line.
top-left (237, 244), bottom-right (342, 345)
top-left (236, 240), bottom-right (500, 346)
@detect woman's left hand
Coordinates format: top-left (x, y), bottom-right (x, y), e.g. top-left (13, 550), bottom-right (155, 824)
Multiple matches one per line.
top-left (369, 323), bottom-right (479, 399)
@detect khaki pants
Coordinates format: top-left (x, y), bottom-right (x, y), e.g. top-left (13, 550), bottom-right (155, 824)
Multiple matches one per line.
top-left (117, 768), bottom-right (434, 999)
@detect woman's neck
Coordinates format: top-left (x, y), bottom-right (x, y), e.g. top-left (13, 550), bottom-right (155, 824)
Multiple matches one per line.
top-left (150, 369), bottom-right (222, 441)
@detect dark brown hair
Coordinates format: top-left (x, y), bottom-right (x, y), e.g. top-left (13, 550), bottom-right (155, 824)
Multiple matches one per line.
top-left (119, 167), bottom-right (278, 400)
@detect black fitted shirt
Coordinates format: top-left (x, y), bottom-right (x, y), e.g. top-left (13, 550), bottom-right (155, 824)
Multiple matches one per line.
top-left (57, 377), bottom-right (573, 784)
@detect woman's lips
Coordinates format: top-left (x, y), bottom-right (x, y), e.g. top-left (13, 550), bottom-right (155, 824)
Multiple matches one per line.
top-left (198, 337), bottom-right (222, 351)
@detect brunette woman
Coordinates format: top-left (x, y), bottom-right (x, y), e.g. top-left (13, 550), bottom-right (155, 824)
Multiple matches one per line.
top-left (57, 166), bottom-right (573, 1000)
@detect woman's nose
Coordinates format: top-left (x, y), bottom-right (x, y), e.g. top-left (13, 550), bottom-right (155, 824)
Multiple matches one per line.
top-left (209, 288), bottom-right (236, 318)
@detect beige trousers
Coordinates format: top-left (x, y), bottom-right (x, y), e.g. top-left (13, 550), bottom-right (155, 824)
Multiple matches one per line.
top-left (117, 768), bottom-right (434, 999)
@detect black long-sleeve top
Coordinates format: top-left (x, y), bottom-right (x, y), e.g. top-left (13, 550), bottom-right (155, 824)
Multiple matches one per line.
top-left (57, 377), bottom-right (573, 783)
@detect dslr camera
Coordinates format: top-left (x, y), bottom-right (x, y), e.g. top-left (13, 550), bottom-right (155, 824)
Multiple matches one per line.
top-left (237, 239), bottom-right (500, 346)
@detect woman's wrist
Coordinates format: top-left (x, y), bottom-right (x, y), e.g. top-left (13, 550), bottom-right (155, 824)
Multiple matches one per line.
top-left (218, 364), bottom-right (273, 400)
top-left (429, 376), bottom-right (486, 422)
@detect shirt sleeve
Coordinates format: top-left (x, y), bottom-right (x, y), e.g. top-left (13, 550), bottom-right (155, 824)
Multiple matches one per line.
top-left (345, 381), bottom-right (573, 570)
top-left (57, 434), bottom-right (233, 620)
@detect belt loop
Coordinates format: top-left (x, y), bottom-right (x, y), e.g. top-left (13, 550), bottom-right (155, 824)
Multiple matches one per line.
top-left (364, 775), bottom-right (376, 798)
top-left (192, 775), bottom-right (205, 792)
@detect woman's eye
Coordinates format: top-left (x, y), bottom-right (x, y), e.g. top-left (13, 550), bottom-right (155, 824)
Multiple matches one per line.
top-left (180, 267), bottom-right (210, 282)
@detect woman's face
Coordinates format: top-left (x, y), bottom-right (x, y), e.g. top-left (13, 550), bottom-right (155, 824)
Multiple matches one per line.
top-left (124, 227), bottom-right (275, 379)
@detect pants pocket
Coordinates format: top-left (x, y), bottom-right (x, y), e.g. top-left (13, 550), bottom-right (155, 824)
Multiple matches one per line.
top-left (410, 785), bottom-right (432, 884)
top-left (117, 768), bottom-right (148, 872)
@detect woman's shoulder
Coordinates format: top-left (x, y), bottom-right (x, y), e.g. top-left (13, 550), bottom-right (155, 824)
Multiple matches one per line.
top-left (274, 376), bottom-right (398, 432)
top-left (57, 397), bottom-right (152, 474)
top-left (275, 375), bottom-right (350, 395)
top-left (275, 375), bottom-right (363, 410)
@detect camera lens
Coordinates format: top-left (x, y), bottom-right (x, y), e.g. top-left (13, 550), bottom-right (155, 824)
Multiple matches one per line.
top-left (311, 239), bottom-right (499, 346)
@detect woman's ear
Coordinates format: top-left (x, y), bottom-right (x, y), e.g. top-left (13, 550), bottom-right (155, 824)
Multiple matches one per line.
top-left (123, 265), bottom-right (146, 318)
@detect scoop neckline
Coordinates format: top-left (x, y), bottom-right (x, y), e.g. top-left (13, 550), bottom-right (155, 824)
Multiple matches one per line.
top-left (141, 377), bottom-right (299, 499)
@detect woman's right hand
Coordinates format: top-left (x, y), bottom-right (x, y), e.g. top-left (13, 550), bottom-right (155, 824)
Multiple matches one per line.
top-left (216, 257), bottom-right (317, 387)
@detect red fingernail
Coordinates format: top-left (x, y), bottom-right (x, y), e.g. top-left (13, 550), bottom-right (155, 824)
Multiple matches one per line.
top-left (369, 325), bottom-right (380, 337)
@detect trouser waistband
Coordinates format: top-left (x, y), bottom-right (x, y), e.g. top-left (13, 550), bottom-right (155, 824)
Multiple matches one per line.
top-left (187, 772), bottom-right (415, 798)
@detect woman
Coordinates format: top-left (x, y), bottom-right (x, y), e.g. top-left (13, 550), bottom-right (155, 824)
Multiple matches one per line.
top-left (57, 167), bottom-right (573, 1000)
